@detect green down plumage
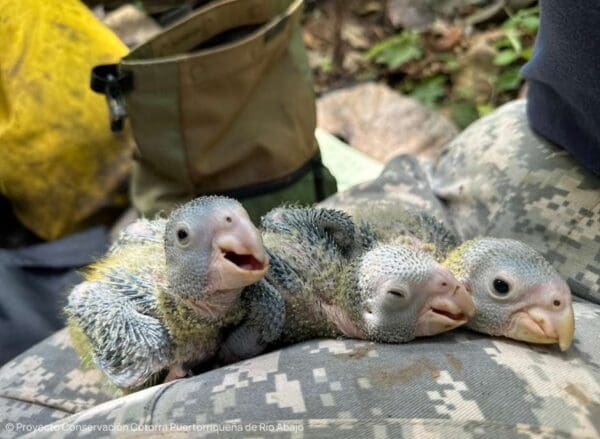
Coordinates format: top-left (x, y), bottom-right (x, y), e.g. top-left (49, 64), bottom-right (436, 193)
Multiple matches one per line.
top-left (66, 196), bottom-right (271, 391)
top-left (219, 205), bottom-right (475, 363)
top-left (342, 200), bottom-right (575, 351)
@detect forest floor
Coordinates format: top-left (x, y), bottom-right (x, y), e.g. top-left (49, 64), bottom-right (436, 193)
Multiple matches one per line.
top-left (303, 0), bottom-right (537, 128)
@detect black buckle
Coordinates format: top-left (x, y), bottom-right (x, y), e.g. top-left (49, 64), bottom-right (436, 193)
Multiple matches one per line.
top-left (90, 64), bottom-right (133, 132)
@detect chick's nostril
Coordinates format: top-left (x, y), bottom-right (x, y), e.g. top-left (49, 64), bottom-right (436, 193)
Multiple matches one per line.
top-left (441, 277), bottom-right (458, 293)
top-left (442, 280), bottom-right (459, 295)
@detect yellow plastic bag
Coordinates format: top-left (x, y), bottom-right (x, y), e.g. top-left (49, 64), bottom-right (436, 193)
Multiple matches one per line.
top-left (0, 0), bottom-right (131, 240)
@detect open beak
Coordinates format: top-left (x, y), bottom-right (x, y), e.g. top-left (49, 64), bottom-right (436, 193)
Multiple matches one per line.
top-left (212, 219), bottom-right (269, 290)
top-left (506, 305), bottom-right (575, 351)
top-left (415, 266), bottom-right (475, 337)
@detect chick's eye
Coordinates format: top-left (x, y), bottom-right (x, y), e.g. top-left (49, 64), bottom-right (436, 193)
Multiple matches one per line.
top-left (177, 228), bottom-right (189, 243)
top-left (493, 278), bottom-right (510, 295)
top-left (387, 289), bottom-right (406, 299)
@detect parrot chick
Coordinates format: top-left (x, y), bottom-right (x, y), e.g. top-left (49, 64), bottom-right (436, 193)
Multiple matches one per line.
top-left (334, 202), bottom-right (575, 351)
top-left (350, 242), bottom-right (475, 342)
top-left (66, 196), bottom-right (269, 390)
top-left (444, 238), bottom-right (575, 351)
top-left (219, 206), bottom-right (475, 362)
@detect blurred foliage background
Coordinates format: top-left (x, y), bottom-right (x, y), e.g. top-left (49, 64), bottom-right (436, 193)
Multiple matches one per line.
top-left (303, 0), bottom-right (539, 129)
top-left (86, 0), bottom-right (540, 133)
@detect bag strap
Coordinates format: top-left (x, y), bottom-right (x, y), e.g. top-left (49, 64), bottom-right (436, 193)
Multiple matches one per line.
top-left (90, 64), bottom-right (134, 132)
top-left (211, 152), bottom-right (328, 202)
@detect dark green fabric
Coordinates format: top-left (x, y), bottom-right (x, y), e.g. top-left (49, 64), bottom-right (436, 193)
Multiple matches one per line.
top-left (240, 162), bottom-right (337, 223)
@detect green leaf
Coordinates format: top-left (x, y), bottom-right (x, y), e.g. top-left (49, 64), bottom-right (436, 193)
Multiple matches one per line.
top-left (521, 46), bottom-right (534, 61)
top-left (477, 104), bottom-right (495, 117)
top-left (495, 37), bottom-right (514, 50)
top-left (449, 101), bottom-right (480, 129)
top-left (366, 31), bottom-right (423, 69)
top-left (494, 49), bottom-right (521, 66)
top-left (505, 29), bottom-right (522, 53)
top-left (383, 46), bottom-right (422, 69)
top-left (521, 15), bottom-right (540, 32)
top-left (410, 76), bottom-right (447, 107)
top-left (495, 66), bottom-right (523, 92)
top-left (503, 6), bottom-right (540, 33)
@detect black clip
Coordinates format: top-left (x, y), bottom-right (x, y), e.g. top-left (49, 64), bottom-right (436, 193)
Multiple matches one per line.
top-left (90, 64), bottom-right (134, 132)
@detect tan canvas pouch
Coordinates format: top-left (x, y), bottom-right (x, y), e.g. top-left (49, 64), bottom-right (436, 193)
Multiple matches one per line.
top-left (94, 0), bottom-right (336, 220)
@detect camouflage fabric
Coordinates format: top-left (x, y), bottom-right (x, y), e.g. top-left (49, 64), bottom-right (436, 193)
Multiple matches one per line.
top-left (0, 331), bottom-right (117, 432)
top-left (326, 99), bottom-right (600, 305)
top-left (321, 152), bottom-right (450, 225)
top-left (1, 300), bottom-right (599, 438)
top-left (432, 100), bottom-right (600, 304)
top-left (1, 99), bottom-right (599, 438)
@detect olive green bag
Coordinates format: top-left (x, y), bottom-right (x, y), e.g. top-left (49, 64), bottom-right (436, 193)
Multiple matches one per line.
top-left (93, 0), bottom-right (336, 221)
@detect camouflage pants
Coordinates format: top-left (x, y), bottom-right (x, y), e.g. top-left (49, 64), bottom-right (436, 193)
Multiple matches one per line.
top-left (0, 100), bottom-right (599, 438)
top-left (327, 100), bottom-right (600, 305)
top-left (433, 100), bottom-right (600, 305)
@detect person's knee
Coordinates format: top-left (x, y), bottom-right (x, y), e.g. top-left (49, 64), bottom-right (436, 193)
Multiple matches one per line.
top-left (433, 99), bottom-right (600, 303)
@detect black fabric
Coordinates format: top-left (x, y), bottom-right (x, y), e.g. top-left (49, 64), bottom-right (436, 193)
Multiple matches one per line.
top-left (0, 227), bottom-right (108, 365)
top-left (521, 0), bottom-right (600, 175)
top-left (213, 152), bottom-right (329, 201)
